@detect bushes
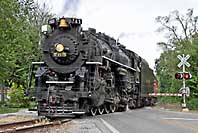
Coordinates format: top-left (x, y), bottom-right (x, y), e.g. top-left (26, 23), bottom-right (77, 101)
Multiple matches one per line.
top-left (187, 98), bottom-right (198, 110)
top-left (0, 104), bottom-right (20, 114)
top-left (158, 96), bottom-right (198, 111)
top-left (8, 81), bottom-right (30, 108)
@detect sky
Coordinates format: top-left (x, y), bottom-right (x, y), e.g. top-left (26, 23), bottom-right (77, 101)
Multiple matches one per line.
top-left (36, 0), bottom-right (198, 69)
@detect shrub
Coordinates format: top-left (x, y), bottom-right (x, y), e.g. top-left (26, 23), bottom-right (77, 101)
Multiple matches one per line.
top-left (8, 81), bottom-right (30, 108)
top-left (187, 98), bottom-right (198, 110)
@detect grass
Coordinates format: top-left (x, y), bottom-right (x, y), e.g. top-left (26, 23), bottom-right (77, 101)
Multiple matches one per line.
top-left (0, 106), bottom-right (20, 114)
top-left (0, 104), bottom-right (21, 114)
top-left (0, 101), bottom-right (37, 114)
top-left (155, 97), bottom-right (198, 112)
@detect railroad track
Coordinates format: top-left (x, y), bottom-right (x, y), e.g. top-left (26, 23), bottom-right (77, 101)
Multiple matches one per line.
top-left (0, 118), bottom-right (71, 133)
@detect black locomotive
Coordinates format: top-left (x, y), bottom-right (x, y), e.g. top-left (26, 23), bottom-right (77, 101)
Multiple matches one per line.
top-left (26, 17), bottom-right (157, 117)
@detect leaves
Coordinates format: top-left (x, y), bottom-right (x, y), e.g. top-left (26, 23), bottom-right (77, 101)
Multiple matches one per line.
top-left (156, 9), bottom-right (198, 47)
top-left (0, 0), bottom-right (53, 105)
top-left (8, 81), bottom-right (29, 107)
top-left (155, 9), bottom-right (198, 108)
top-left (0, 0), bottom-right (52, 85)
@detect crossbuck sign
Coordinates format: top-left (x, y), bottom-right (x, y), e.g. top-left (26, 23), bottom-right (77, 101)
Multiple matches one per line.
top-left (177, 54), bottom-right (191, 68)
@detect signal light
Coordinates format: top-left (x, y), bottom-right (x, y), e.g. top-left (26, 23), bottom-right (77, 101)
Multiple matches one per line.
top-left (48, 18), bottom-right (56, 25)
top-left (175, 72), bottom-right (192, 80)
top-left (175, 72), bottom-right (183, 79)
top-left (183, 72), bottom-right (192, 79)
top-left (48, 18), bottom-right (56, 28)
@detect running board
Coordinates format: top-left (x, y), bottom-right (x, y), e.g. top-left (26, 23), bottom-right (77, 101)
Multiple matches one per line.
top-left (46, 81), bottom-right (74, 84)
top-left (72, 111), bottom-right (86, 115)
top-left (86, 62), bottom-right (102, 65)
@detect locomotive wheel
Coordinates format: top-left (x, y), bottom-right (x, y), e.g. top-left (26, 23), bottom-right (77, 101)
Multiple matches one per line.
top-left (98, 106), bottom-right (104, 115)
top-left (90, 107), bottom-right (97, 116)
top-left (110, 104), bottom-right (116, 113)
top-left (104, 104), bottom-right (110, 114)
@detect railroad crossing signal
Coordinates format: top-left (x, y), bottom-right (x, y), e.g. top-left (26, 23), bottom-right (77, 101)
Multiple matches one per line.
top-left (175, 72), bottom-right (192, 80)
top-left (176, 54), bottom-right (191, 109)
top-left (183, 72), bottom-right (192, 79)
top-left (177, 54), bottom-right (190, 68)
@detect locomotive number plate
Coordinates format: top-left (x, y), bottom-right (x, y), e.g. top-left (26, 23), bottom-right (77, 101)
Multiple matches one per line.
top-left (53, 52), bottom-right (67, 57)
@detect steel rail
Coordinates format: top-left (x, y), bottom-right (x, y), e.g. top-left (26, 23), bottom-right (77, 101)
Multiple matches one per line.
top-left (0, 118), bottom-right (41, 130)
top-left (0, 118), bottom-right (71, 133)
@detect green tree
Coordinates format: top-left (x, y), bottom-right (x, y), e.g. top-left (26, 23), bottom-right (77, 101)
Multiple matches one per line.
top-left (0, 0), bottom-right (53, 106)
top-left (0, 0), bottom-right (52, 84)
top-left (155, 9), bottom-right (198, 109)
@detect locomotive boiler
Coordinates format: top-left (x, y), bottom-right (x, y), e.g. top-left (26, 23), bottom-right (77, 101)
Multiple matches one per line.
top-left (26, 17), bottom-right (157, 117)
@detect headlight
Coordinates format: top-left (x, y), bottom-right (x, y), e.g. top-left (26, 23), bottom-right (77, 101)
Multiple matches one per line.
top-left (55, 43), bottom-right (64, 52)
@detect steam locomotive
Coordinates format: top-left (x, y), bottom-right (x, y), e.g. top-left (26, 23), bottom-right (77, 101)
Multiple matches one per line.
top-left (26, 17), bottom-right (157, 117)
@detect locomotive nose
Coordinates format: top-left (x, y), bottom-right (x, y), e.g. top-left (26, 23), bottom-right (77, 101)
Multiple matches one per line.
top-left (51, 40), bottom-right (78, 65)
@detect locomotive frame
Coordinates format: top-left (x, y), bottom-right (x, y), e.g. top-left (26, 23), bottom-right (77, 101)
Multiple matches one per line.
top-left (26, 17), bottom-right (157, 117)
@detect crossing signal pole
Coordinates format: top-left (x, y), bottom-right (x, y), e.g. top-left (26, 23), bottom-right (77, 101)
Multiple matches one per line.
top-left (176, 54), bottom-right (191, 111)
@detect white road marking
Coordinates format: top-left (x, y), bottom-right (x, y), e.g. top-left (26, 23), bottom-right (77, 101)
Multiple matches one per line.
top-left (163, 118), bottom-right (198, 121)
top-left (100, 118), bottom-right (120, 133)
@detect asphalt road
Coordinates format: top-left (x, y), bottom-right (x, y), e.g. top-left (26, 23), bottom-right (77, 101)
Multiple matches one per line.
top-left (99, 107), bottom-right (198, 133)
top-left (67, 107), bottom-right (198, 133)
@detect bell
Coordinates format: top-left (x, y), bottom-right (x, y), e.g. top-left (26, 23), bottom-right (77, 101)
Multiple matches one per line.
top-left (59, 19), bottom-right (68, 28)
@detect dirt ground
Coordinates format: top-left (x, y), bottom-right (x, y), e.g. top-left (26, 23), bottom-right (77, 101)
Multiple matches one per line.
top-left (155, 103), bottom-right (182, 111)
top-left (0, 116), bottom-right (36, 124)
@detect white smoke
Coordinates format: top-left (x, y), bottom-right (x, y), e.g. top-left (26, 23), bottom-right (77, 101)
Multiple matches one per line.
top-left (58, 0), bottom-right (80, 17)
top-left (36, 0), bottom-right (81, 17)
